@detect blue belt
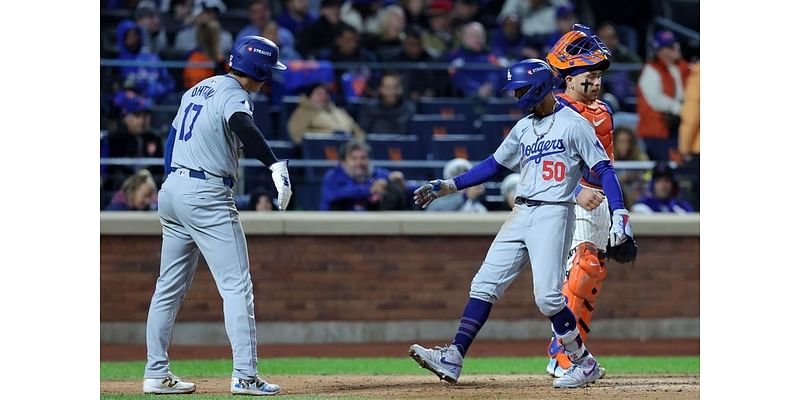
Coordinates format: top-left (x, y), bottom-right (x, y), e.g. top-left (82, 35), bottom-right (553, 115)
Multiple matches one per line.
top-left (170, 167), bottom-right (234, 188)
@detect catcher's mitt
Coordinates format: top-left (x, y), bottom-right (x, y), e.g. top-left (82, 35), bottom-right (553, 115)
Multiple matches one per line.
top-left (607, 236), bottom-right (638, 263)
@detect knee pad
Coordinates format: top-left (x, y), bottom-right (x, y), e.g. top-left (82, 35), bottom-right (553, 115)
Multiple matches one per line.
top-left (562, 242), bottom-right (607, 340)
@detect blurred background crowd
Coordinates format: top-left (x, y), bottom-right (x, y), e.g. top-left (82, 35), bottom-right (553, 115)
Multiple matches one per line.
top-left (100, 0), bottom-right (700, 213)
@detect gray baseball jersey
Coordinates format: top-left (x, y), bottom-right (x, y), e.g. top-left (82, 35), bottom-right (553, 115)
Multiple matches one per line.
top-left (493, 105), bottom-right (609, 202)
top-left (469, 104), bottom-right (610, 318)
top-left (146, 74), bottom-right (262, 382)
top-left (168, 75), bottom-right (253, 179)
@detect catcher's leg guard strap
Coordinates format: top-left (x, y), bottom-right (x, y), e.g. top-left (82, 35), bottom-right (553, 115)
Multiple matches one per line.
top-left (563, 242), bottom-right (607, 340)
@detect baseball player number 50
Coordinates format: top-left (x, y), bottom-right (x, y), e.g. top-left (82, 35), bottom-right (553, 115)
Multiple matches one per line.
top-left (542, 160), bottom-right (566, 182)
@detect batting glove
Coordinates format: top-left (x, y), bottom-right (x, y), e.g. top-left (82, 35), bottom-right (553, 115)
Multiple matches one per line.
top-left (609, 209), bottom-right (634, 247)
top-left (413, 179), bottom-right (457, 209)
top-left (269, 160), bottom-right (292, 211)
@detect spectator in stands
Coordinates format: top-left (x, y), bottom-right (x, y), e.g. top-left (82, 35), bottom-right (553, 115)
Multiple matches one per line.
top-left (159, 0), bottom-right (195, 50)
top-left (613, 126), bottom-right (649, 209)
top-left (448, 22), bottom-right (504, 99)
top-left (105, 169), bottom-right (158, 211)
top-left (288, 83), bottom-right (366, 145)
top-left (596, 22), bottom-right (640, 112)
top-left (678, 62), bottom-right (700, 211)
top-left (451, 0), bottom-right (482, 33)
top-left (400, 0), bottom-right (428, 30)
top-left (116, 20), bottom-right (175, 103)
top-left (422, 0), bottom-right (454, 58)
top-left (544, 3), bottom-right (577, 52)
top-left (183, 20), bottom-right (228, 89)
top-left (636, 30), bottom-right (690, 161)
top-left (174, 0), bottom-right (233, 56)
top-left (134, 0), bottom-right (168, 55)
top-left (236, 0), bottom-right (294, 48)
top-left (341, 0), bottom-right (383, 34)
top-left (318, 23), bottom-right (379, 99)
top-left (320, 141), bottom-right (412, 211)
top-left (632, 162), bottom-right (693, 214)
top-left (277, 0), bottom-right (317, 36)
top-left (297, 0), bottom-right (344, 58)
top-left (390, 27), bottom-right (449, 100)
top-left (500, 173), bottom-right (520, 210)
top-left (491, 13), bottom-right (541, 62)
top-left (247, 188), bottom-right (275, 211)
top-left (372, 4), bottom-right (407, 54)
top-left (262, 21), bottom-right (301, 61)
top-left (358, 73), bottom-right (416, 133)
top-left (597, 22), bottom-right (641, 64)
top-left (426, 158), bottom-right (488, 212)
top-left (106, 91), bottom-right (164, 191)
top-left (499, 0), bottom-right (557, 38)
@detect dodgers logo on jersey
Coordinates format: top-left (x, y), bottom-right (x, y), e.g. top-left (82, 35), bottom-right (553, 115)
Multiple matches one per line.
top-left (520, 135), bottom-right (566, 167)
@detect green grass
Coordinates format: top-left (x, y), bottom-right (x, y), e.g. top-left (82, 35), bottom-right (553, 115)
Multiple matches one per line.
top-left (101, 356), bottom-right (699, 381)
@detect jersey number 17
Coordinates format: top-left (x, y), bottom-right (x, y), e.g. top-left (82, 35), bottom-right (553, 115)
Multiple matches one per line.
top-left (178, 103), bottom-right (204, 141)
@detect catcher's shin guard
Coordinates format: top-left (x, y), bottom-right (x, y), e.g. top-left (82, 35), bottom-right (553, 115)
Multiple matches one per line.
top-left (551, 242), bottom-right (607, 369)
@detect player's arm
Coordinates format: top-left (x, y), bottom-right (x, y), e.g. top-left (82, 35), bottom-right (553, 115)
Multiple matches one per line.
top-left (227, 111), bottom-right (292, 210)
top-left (414, 123), bottom-right (521, 208)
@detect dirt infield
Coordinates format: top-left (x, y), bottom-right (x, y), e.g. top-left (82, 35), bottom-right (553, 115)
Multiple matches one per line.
top-left (101, 339), bottom-right (699, 361)
top-left (102, 374), bottom-right (699, 399)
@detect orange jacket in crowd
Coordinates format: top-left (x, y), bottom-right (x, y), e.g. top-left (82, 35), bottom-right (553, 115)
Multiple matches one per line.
top-left (636, 58), bottom-right (691, 139)
top-left (678, 63), bottom-right (700, 156)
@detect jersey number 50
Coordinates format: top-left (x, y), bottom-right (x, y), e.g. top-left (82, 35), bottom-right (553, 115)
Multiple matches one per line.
top-left (542, 160), bottom-right (566, 182)
top-left (178, 103), bottom-right (204, 141)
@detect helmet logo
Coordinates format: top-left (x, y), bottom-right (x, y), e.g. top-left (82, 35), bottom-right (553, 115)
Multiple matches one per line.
top-left (507, 69), bottom-right (512, 80)
top-left (247, 47), bottom-right (253, 51)
top-left (527, 69), bottom-right (533, 75)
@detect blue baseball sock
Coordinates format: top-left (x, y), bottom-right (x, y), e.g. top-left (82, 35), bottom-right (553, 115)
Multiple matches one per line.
top-left (452, 298), bottom-right (493, 357)
top-left (549, 306), bottom-right (588, 359)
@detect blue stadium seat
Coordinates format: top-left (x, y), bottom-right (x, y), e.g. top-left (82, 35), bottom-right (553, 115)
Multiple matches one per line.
top-left (252, 100), bottom-right (284, 140)
top-left (613, 111), bottom-right (639, 131)
top-left (483, 97), bottom-right (523, 118)
top-left (408, 115), bottom-right (474, 156)
top-left (300, 133), bottom-right (350, 179)
top-left (430, 134), bottom-right (490, 164)
top-left (416, 97), bottom-right (475, 118)
top-left (480, 115), bottom-right (518, 149)
top-left (366, 133), bottom-right (427, 179)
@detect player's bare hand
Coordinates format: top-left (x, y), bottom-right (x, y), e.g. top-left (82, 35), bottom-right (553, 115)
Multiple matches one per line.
top-left (609, 209), bottom-right (634, 246)
top-left (269, 160), bottom-right (292, 211)
top-left (577, 188), bottom-right (604, 211)
top-left (414, 179), bottom-right (457, 208)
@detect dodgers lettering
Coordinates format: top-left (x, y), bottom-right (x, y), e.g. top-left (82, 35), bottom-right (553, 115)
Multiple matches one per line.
top-left (520, 136), bottom-right (566, 166)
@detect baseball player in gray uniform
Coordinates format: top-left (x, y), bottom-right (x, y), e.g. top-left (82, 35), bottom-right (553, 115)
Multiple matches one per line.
top-left (142, 36), bottom-right (291, 396)
top-left (409, 58), bottom-right (634, 389)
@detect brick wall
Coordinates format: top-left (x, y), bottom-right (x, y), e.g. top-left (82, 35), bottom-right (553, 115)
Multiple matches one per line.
top-left (101, 235), bottom-right (699, 322)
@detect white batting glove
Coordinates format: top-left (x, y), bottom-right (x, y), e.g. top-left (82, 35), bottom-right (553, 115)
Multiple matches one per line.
top-left (609, 209), bottom-right (634, 246)
top-left (269, 160), bottom-right (292, 211)
top-left (413, 179), bottom-right (457, 209)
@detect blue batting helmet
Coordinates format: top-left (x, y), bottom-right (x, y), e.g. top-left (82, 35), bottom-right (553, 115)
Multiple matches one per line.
top-left (502, 58), bottom-right (556, 112)
top-left (229, 36), bottom-right (287, 82)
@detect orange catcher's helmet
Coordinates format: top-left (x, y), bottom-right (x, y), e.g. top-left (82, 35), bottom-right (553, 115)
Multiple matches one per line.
top-left (547, 24), bottom-right (611, 78)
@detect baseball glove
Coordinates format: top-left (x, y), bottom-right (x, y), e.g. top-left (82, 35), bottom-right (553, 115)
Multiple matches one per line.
top-left (606, 236), bottom-right (638, 263)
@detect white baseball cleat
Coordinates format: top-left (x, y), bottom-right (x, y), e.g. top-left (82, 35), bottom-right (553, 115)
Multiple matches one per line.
top-left (553, 355), bottom-right (604, 388)
top-left (142, 374), bottom-right (196, 394)
top-left (548, 358), bottom-right (606, 379)
top-left (409, 344), bottom-right (463, 384)
top-left (231, 376), bottom-right (281, 396)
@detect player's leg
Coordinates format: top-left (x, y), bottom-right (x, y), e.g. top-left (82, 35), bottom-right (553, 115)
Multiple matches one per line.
top-left (548, 198), bottom-right (611, 375)
top-left (526, 204), bottom-right (602, 388)
top-left (181, 180), bottom-right (280, 395)
top-left (410, 207), bottom-right (531, 383)
top-left (144, 177), bottom-right (200, 394)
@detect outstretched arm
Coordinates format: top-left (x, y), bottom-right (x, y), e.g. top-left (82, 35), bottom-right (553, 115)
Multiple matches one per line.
top-left (414, 155), bottom-right (508, 208)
